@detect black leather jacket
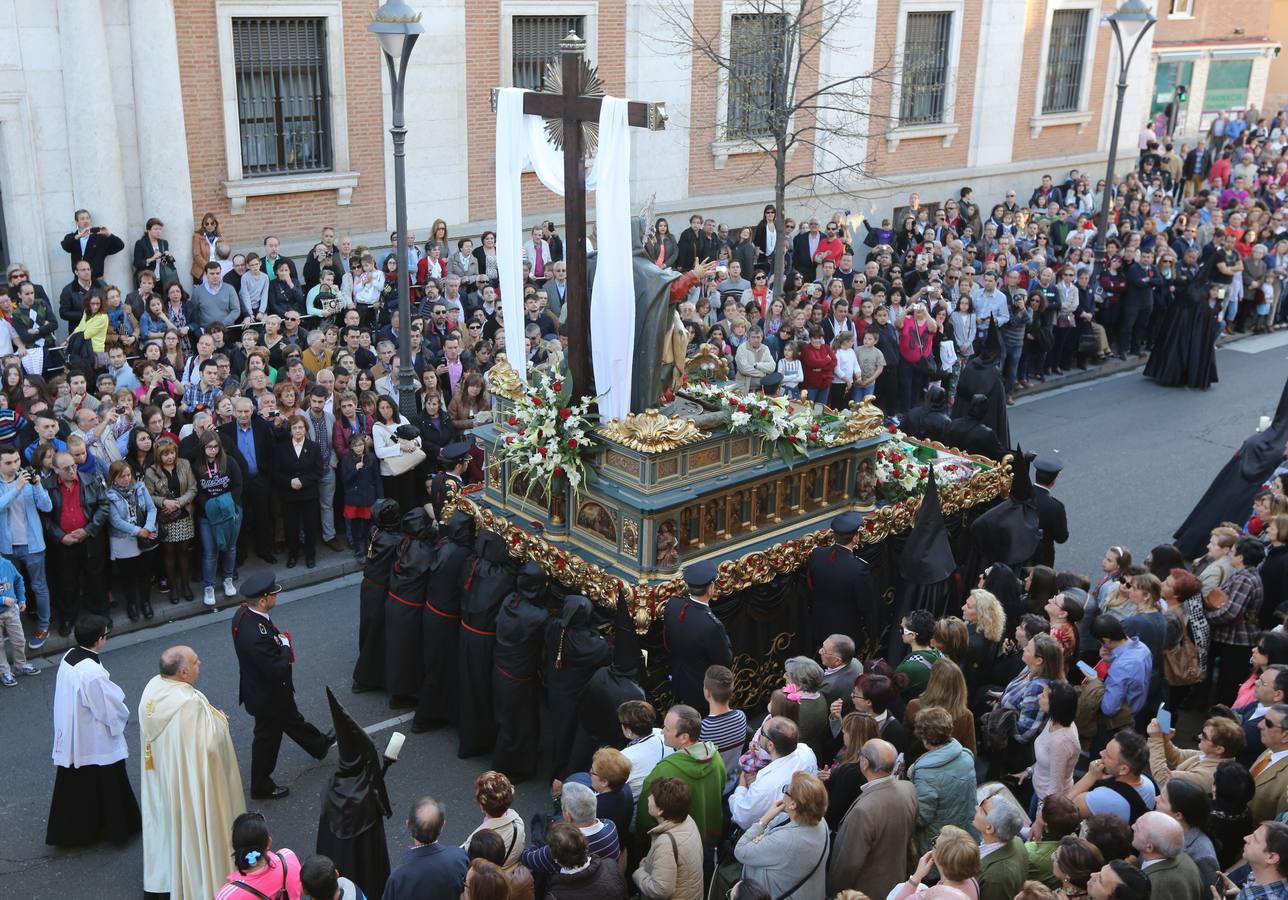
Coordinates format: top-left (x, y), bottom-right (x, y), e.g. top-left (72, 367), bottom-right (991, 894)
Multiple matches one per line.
top-left (44, 472), bottom-right (110, 543)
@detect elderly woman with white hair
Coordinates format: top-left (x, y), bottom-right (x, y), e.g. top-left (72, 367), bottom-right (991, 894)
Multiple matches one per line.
top-left (783, 656), bottom-right (831, 763)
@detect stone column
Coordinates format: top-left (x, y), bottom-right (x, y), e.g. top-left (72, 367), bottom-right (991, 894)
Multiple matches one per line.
top-left (128, 0), bottom-right (195, 289)
top-left (56, 0), bottom-right (132, 294)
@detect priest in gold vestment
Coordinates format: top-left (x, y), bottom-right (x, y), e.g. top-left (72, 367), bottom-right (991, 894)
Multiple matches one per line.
top-left (140, 645), bottom-right (246, 900)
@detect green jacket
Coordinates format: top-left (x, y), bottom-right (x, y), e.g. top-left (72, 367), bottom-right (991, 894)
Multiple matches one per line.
top-left (636, 740), bottom-right (726, 846)
top-left (979, 837), bottom-right (1027, 900)
top-left (1024, 840), bottom-right (1061, 890)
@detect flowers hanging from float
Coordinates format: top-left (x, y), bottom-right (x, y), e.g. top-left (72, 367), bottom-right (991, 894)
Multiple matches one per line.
top-left (493, 368), bottom-right (598, 497)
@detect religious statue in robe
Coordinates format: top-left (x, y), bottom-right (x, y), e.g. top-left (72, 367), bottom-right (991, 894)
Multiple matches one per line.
top-left (140, 646), bottom-right (246, 900)
top-left (587, 217), bottom-right (709, 413)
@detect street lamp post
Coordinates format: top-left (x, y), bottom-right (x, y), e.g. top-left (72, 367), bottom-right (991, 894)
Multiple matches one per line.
top-left (1094, 0), bottom-right (1156, 278)
top-left (369, 1), bottom-right (423, 421)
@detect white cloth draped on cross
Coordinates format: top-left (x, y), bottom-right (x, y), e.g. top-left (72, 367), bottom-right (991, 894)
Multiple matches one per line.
top-left (494, 87), bottom-right (635, 422)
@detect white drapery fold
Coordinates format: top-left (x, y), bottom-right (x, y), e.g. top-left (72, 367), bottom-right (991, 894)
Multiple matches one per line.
top-left (494, 88), bottom-right (634, 421)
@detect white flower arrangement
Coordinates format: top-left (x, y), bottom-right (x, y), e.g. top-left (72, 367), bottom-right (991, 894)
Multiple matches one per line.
top-left (682, 378), bottom-right (840, 466)
top-left (874, 436), bottom-right (978, 503)
top-left (492, 368), bottom-right (598, 497)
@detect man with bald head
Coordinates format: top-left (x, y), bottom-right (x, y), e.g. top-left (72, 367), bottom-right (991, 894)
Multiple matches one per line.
top-left (139, 645), bottom-right (245, 900)
top-left (1131, 809), bottom-right (1203, 897)
top-left (827, 739), bottom-right (918, 898)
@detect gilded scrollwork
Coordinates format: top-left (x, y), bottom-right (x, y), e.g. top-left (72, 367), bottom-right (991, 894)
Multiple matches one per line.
top-left (597, 409), bottom-right (706, 453)
top-left (484, 354), bottom-right (524, 401)
top-left (835, 396), bottom-right (888, 443)
top-left (730, 632), bottom-right (796, 707)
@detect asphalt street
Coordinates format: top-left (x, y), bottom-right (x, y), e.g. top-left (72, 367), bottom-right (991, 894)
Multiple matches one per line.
top-left (3, 333), bottom-right (1287, 898)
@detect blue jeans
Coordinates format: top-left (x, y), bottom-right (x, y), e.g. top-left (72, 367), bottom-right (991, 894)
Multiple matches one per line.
top-left (806, 386), bottom-right (829, 405)
top-left (7, 545), bottom-right (48, 632)
top-left (856, 383), bottom-right (875, 400)
top-left (1001, 341), bottom-right (1023, 394)
top-left (198, 517), bottom-right (237, 588)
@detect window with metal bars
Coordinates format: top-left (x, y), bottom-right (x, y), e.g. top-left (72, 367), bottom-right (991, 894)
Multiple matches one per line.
top-left (1043, 9), bottom-right (1090, 114)
top-left (727, 13), bottom-right (786, 139)
top-left (512, 15), bottom-right (586, 91)
top-left (232, 18), bottom-right (332, 178)
top-left (899, 11), bottom-right (952, 126)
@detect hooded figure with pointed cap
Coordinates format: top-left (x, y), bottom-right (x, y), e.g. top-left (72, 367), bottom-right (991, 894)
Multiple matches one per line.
top-left (352, 499), bottom-right (403, 693)
top-left (901, 383), bottom-right (953, 444)
top-left (1175, 374), bottom-right (1288, 557)
top-left (413, 509), bottom-right (477, 729)
top-left (572, 597), bottom-right (647, 769)
top-left (970, 447), bottom-right (1041, 567)
top-left (382, 507), bottom-right (437, 707)
top-left (316, 688), bottom-right (392, 899)
top-left (888, 468), bottom-right (958, 659)
top-left (944, 394), bottom-right (1006, 460)
top-left (457, 530), bottom-right (520, 759)
top-left (951, 326), bottom-right (1010, 449)
top-left (806, 512), bottom-right (879, 657)
top-left (491, 561), bottom-right (553, 781)
top-left (544, 595), bottom-right (611, 781)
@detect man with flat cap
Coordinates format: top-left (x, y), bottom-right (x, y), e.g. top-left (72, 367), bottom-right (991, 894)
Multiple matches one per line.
top-left (231, 570), bottom-right (334, 799)
top-left (427, 440), bottom-right (471, 520)
top-left (759, 371), bottom-right (784, 397)
top-left (662, 560), bottom-right (732, 714)
top-left (806, 512), bottom-right (877, 654)
top-left (1031, 457), bottom-right (1068, 568)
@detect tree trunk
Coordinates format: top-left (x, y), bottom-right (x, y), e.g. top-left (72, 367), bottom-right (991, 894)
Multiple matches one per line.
top-left (771, 141), bottom-right (788, 300)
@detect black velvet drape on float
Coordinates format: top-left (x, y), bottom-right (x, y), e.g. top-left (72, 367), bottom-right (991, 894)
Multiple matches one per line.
top-left (643, 501), bottom-right (996, 713)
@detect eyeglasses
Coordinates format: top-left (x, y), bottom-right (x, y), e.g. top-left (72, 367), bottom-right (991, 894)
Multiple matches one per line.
top-left (1194, 731), bottom-right (1212, 744)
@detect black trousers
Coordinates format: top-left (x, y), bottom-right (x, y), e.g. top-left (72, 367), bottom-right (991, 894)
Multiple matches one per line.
top-left (280, 494), bottom-right (319, 559)
top-left (238, 473), bottom-right (274, 560)
top-left (112, 554), bottom-right (152, 611)
top-left (53, 539), bottom-right (105, 623)
top-left (249, 700), bottom-right (329, 794)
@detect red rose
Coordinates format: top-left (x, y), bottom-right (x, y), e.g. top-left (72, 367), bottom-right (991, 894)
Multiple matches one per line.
top-left (888, 424), bottom-right (897, 433)
top-left (787, 434), bottom-right (797, 442)
top-left (538, 446), bottom-right (547, 456)
top-left (554, 465), bottom-right (565, 477)
top-left (532, 395), bottom-right (543, 407)
top-left (552, 381), bottom-right (563, 392)
top-left (507, 415), bottom-right (518, 426)
top-left (864, 520), bottom-right (875, 531)
top-left (559, 408), bottom-right (572, 420)
top-left (567, 438), bottom-right (579, 449)
top-left (518, 428), bottom-right (526, 436)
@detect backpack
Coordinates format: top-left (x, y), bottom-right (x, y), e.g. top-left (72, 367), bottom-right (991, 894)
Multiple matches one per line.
top-left (978, 704), bottom-right (1019, 752)
top-left (230, 850), bottom-right (289, 900)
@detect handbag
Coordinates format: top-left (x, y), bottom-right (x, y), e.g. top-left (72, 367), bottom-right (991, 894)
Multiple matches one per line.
top-left (1162, 608), bottom-right (1202, 686)
top-left (134, 490), bottom-right (158, 553)
top-left (912, 325), bottom-right (938, 379)
top-left (384, 445), bottom-right (426, 476)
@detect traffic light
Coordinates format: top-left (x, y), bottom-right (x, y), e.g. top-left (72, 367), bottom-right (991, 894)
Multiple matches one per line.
top-left (1177, 84), bottom-right (1188, 102)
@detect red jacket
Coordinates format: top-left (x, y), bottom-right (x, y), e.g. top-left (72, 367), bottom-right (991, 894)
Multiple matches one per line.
top-left (801, 342), bottom-right (836, 389)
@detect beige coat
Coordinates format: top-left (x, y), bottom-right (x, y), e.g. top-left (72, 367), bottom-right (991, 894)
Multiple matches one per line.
top-left (1251, 752), bottom-right (1288, 822)
top-left (632, 815), bottom-right (704, 900)
top-left (826, 775), bottom-right (919, 900)
top-left (143, 459), bottom-right (197, 515)
top-left (1147, 734), bottom-right (1220, 792)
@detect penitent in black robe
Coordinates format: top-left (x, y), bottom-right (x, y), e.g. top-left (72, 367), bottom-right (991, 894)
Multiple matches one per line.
top-left (970, 448), bottom-right (1041, 569)
top-left (888, 469), bottom-right (958, 660)
top-left (457, 531), bottom-right (518, 758)
top-left (383, 509), bottom-right (436, 703)
top-left (413, 510), bottom-right (476, 730)
top-left (951, 329), bottom-right (1010, 450)
top-left (570, 598), bottom-right (647, 773)
top-left (545, 596), bottom-right (611, 780)
top-left (351, 500), bottom-right (403, 693)
top-left (316, 689), bottom-right (391, 900)
top-left (491, 562), bottom-right (552, 781)
top-left (1146, 258), bottom-right (1221, 390)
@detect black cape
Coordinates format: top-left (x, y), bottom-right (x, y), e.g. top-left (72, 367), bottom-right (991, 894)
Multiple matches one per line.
top-left (951, 329), bottom-right (1010, 449)
top-left (492, 562), bottom-right (553, 781)
top-left (415, 509), bottom-right (476, 726)
top-left (575, 598), bottom-right (646, 761)
top-left (352, 500), bottom-right (403, 692)
top-left (383, 508), bottom-right (436, 700)
top-left (945, 394), bottom-right (1007, 460)
top-left (901, 390), bottom-right (953, 444)
top-left (889, 469), bottom-right (958, 659)
top-left (981, 563), bottom-right (1025, 626)
top-left (457, 530), bottom-right (519, 758)
top-left (1175, 375), bottom-right (1288, 557)
top-left (805, 539), bottom-right (878, 659)
top-left (544, 595), bottom-right (611, 779)
top-left (316, 688), bottom-right (391, 900)
top-left (970, 448), bottom-right (1041, 566)
top-left (1145, 258), bottom-right (1221, 389)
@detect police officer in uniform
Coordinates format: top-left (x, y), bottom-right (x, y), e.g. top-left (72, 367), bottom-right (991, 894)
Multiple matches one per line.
top-left (427, 440), bottom-right (471, 520)
top-left (1032, 457), bottom-right (1069, 568)
top-left (231, 571), bottom-right (334, 799)
top-left (759, 371), bottom-right (784, 398)
top-left (662, 560), bottom-right (732, 715)
top-left (805, 512), bottom-right (877, 655)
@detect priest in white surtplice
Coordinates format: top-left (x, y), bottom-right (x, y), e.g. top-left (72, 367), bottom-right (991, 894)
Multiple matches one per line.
top-left (140, 644), bottom-right (246, 900)
top-left (46, 613), bottom-right (140, 847)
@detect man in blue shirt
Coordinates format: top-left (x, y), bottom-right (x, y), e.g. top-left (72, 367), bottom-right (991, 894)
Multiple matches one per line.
top-left (105, 346), bottom-right (139, 392)
top-left (219, 397), bottom-right (275, 566)
top-left (1091, 616), bottom-right (1152, 721)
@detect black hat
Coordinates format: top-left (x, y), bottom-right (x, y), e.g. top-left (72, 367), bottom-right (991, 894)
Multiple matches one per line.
top-left (831, 511), bottom-right (863, 538)
top-left (241, 571), bottom-right (281, 599)
top-left (323, 687), bottom-right (391, 820)
top-left (1034, 457), bottom-right (1064, 479)
top-left (900, 468), bottom-right (956, 585)
top-left (684, 560), bottom-right (718, 591)
top-left (760, 372), bottom-right (783, 392)
top-left (439, 440), bottom-right (472, 463)
top-left (970, 448), bottom-right (1041, 566)
top-left (394, 423), bottom-right (419, 441)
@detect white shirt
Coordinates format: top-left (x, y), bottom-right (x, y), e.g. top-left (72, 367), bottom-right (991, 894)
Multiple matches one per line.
top-left (729, 743), bottom-right (818, 830)
top-left (51, 649), bottom-right (130, 767)
top-left (622, 729), bottom-right (673, 802)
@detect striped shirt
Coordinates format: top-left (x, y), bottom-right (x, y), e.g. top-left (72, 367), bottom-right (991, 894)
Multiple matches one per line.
top-left (520, 819), bottom-right (619, 875)
top-left (702, 709), bottom-right (749, 776)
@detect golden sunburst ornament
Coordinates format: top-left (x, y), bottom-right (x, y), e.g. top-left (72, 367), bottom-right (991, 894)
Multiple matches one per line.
top-left (541, 55), bottom-right (604, 156)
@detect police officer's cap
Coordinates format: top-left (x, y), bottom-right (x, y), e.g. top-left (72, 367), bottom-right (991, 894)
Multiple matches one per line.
top-left (760, 372), bottom-right (783, 392)
top-left (440, 440), bottom-right (472, 463)
top-left (241, 571), bottom-right (282, 599)
top-left (1033, 457), bottom-right (1064, 478)
top-left (683, 560), bottom-right (718, 591)
top-left (831, 511), bottom-right (863, 537)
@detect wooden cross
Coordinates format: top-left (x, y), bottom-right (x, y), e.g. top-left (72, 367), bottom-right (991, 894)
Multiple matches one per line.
top-left (492, 32), bottom-right (665, 400)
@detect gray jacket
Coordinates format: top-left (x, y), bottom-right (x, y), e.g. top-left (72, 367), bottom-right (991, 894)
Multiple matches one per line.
top-left (735, 814), bottom-right (829, 900)
top-left (909, 738), bottom-right (978, 854)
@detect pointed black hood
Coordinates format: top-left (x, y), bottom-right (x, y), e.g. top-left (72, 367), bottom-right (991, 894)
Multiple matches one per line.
top-left (611, 594), bottom-right (642, 677)
top-left (442, 509), bottom-right (476, 546)
top-left (476, 530), bottom-right (510, 564)
top-left (900, 468), bottom-right (956, 585)
top-left (975, 322), bottom-right (1003, 366)
top-left (401, 507), bottom-right (434, 541)
top-left (1009, 446), bottom-right (1036, 503)
top-left (517, 561), bottom-right (548, 601)
top-left (373, 498), bottom-right (402, 531)
top-left (1239, 373), bottom-right (1288, 479)
top-left (970, 450), bottom-right (1042, 566)
top-left (321, 687), bottom-right (391, 836)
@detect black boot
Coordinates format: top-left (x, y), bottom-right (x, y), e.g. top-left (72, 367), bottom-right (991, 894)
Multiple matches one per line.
top-left (141, 599), bottom-right (154, 620)
top-left (126, 602), bottom-right (139, 622)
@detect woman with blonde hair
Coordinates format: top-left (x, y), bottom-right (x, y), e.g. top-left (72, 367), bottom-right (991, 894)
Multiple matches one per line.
top-left (932, 616), bottom-right (969, 664)
top-left (904, 658), bottom-right (975, 759)
top-left (893, 824), bottom-right (981, 898)
top-left (1102, 572), bottom-right (1160, 622)
top-left (1196, 525), bottom-right (1240, 598)
top-left (963, 589), bottom-right (1006, 701)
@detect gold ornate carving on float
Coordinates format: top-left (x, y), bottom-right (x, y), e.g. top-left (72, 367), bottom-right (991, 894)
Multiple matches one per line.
top-left (484, 354), bottom-right (524, 401)
top-left (730, 632), bottom-right (796, 707)
top-left (597, 408), bottom-right (706, 453)
top-left (836, 397), bottom-right (888, 443)
top-left (682, 345), bottom-right (729, 383)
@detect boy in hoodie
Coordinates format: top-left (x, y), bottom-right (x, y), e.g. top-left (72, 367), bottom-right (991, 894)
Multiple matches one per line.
top-left (636, 705), bottom-right (726, 847)
top-left (0, 553), bottom-right (38, 685)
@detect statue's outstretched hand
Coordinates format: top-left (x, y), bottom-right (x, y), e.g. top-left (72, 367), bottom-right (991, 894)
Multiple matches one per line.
top-left (691, 259), bottom-right (717, 282)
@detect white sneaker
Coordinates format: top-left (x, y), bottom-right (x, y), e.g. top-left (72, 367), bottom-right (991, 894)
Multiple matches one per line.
top-left (203, 586), bottom-right (216, 606)
top-left (223, 578), bottom-right (237, 597)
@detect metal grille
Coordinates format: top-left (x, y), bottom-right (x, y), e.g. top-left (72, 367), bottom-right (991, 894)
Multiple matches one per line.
top-left (232, 18), bottom-right (331, 177)
top-left (512, 16), bottom-right (585, 91)
top-left (727, 13), bottom-right (786, 138)
top-left (899, 12), bottom-right (952, 125)
top-left (1043, 9), bottom-right (1090, 114)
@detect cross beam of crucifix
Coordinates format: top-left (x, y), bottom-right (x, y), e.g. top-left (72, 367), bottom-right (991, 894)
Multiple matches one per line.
top-left (491, 32), bottom-right (665, 401)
